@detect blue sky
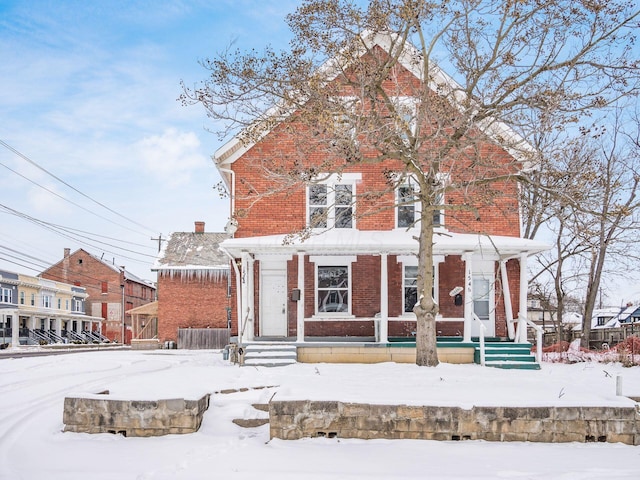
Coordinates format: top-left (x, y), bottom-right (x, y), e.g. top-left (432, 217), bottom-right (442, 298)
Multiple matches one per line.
top-left (0, 0), bottom-right (297, 280)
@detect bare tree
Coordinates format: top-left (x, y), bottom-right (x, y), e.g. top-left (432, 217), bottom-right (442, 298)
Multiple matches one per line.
top-left (182, 0), bottom-right (639, 366)
top-left (575, 117), bottom-right (640, 348)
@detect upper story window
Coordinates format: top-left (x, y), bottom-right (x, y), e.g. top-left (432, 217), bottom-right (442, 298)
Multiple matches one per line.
top-left (396, 181), bottom-right (443, 229)
top-left (19, 291), bottom-right (25, 305)
top-left (1, 287), bottom-right (12, 304)
top-left (73, 299), bottom-right (83, 313)
top-left (307, 173), bottom-right (360, 229)
top-left (42, 294), bottom-right (52, 309)
top-left (30, 293), bottom-right (35, 306)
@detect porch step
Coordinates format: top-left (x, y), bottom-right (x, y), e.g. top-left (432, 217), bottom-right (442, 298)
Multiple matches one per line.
top-left (242, 344), bottom-right (297, 367)
top-left (476, 342), bottom-right (540, 370)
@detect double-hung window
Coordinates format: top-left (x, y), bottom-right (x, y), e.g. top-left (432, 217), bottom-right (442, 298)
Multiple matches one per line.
top-left (43, 294), bottom-right (52, 309)
top-left (307, 174), bottom-right (360, 229)
top-left (396, 177), bottom-right (444, 229)
top-left (0, 288), bottom-right (12, 304)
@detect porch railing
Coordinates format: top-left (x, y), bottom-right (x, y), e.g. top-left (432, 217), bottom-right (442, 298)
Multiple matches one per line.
top-left (472, 313), bottom-right (486, 366)
top-left (519, 315), bottom-right (543, 363)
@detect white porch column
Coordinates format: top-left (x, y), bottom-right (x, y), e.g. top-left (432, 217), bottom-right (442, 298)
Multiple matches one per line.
top-left (500, 260), bottom-right (516, 340)
top-left (55, 317), bottom-right (62, 338)
top-left (75, 318), bottom-right (82, 334)
top-left (11, 311), bottom-right (19, 346)
top-left (238, 252), bottom-right (249, 343)
top-left (463, 253), bottom-right (473, 343)
top-left (379, 253), bottom-right (389, 343)
top-left (517, 253), bottom-right (528, 343)
top-left (296, 252), bottom-right (305, 342)
top-left (247, 255), bottom-right (255, 341)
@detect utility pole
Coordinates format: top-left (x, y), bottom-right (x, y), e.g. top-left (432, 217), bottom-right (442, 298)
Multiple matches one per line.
top-left (120, 267), bottom-right (125, 345)
top-left (151, 234), bottom-right (165, 253)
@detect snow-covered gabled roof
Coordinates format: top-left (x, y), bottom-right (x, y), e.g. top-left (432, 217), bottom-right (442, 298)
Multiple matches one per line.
top-left (219, 228), bottom-right (549, 258)
top-left (153, 232), bottom-right (230, 280)
top-left (213, 30), bottom-right (535, 184)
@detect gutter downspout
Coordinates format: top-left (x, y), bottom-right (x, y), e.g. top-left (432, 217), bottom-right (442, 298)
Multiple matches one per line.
top-left (216, 163), bottom-right (235, 224)
top-left (220, 246), bottom-right (243, 349)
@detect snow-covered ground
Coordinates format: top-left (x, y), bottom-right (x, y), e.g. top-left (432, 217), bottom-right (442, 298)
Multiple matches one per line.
top-left (0, 348), bottom-right (639, 480)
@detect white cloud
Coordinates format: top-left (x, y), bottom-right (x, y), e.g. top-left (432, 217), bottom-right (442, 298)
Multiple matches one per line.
top-left (135, 128), bottom-right (208, 187)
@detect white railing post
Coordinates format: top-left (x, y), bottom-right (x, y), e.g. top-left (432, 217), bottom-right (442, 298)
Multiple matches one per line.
top-left (522, 315), bottom-right (543, 363)
top-left (472, 313), bottom-right (486, 366)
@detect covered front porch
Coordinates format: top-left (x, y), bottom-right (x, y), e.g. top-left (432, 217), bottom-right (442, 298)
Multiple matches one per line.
top-left (221, 229), bottom-right (549, 362)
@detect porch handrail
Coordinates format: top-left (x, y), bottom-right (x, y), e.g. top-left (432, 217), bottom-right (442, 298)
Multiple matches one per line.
top-left (472, 313), bottom-right (486, 366)
top-left (520, 315), bottom-right (543, 363)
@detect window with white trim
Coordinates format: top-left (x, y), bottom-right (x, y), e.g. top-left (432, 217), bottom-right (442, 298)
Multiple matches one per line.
top-left (403, 266), bottom-right (418, 313)
top-left (396, 179), bottom-right (443, 229)
top-left (316, 265), bottom-right (350, 314)
top-left (1, 288), bottom-right (12, 304)
top-left (42, 294), bottom-right (52, 309)
top-left (73, 299), bottom-right (83, 313)
top-left (307, 174), bottom-right (359, 229)
top-left (400, 257), bottom-right (440, 316)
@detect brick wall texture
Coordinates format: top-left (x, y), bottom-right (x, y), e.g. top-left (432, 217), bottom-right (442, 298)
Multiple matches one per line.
top-left (218, 47), bottom-right (528, 340)
top-left (157, 273), bottom-right (230, 343)
top-left (41, 249), bottom-right (156, 342)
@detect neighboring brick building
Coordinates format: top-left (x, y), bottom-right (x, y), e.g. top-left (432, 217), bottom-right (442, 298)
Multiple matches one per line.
top-left (152, 222), bottom-right (230, 343)
top-left (41, 248), bottom-right (156, 343)
top-left (212, 32), bottom-right (549, 344)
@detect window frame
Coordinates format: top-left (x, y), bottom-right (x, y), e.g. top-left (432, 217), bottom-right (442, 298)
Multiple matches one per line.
top-left (0, 287), bottom-right (12, 304)
top-left (395, 176), bottom-right (445, 229)
top-left (399, 257), bottom-right (440, 317)
top-left (310, 255), bottom-right (357, 317)
top-left (306, 173), bottom-right (361, 230)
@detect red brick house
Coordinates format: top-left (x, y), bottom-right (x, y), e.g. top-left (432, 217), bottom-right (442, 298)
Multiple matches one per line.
top-left (41, 248), bottom-right (156, 343)
top-left (212, 32), bottom-right (549, 352)
top-left (152, 222), bottom-right (231, 344)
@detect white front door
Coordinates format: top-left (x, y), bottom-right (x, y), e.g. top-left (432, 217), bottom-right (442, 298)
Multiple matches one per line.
top-left (471, 275), bottom-right (495, 337)
top-left (260, 270), bottom-right (288, 337)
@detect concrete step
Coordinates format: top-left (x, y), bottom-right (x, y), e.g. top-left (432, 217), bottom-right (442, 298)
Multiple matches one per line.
top-left (485, 360), bottom-right (541, 370)
top-left (476, 342), bottom-right (540, 370)
top-left (241, 343), bottom-right (297, 367)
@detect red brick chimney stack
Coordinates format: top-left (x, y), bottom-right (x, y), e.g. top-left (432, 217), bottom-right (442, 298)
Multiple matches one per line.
top-left (195, 221), bottom-right (205, 233)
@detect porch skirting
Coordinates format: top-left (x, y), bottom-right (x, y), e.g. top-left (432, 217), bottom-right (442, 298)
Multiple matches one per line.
top-left (297, 342), bottom-right (474, 364)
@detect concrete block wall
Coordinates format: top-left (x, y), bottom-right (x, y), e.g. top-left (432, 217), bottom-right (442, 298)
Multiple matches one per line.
top-left (63, 394), bottom-right (210, 437)
top-left (269, 401), bottom-right (640, 445)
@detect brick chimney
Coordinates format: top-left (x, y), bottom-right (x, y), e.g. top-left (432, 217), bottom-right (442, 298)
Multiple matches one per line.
top-left (195, 221), bottom-right (205, 233)
top-left (64, 248), bottom-right (70, 258)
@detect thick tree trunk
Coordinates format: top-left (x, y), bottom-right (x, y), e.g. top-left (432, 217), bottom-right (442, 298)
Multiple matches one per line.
top-left (415, 305), bottom-right (439, 366)
top-left (414, 194), bottom-right (439, 366)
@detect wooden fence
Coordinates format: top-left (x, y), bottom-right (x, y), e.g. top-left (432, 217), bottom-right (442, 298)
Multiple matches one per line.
top-left (177, 328), bottom-right (231, 350)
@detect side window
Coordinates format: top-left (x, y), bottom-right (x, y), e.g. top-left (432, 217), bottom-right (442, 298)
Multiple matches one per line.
top-left (403, 266), bottom-right (418, 313)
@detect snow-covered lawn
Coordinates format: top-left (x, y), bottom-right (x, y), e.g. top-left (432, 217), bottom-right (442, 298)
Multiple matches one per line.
top-left (0, 349), bottom-right (639, 479)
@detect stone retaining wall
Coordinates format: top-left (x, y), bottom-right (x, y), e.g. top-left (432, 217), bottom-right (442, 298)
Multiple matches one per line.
top-left (269, 400), bottom-right (640, 445)
top-left (63, 393), bottom-right (210, 437)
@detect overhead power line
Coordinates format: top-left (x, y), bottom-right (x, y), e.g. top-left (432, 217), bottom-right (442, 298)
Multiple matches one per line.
top-left (0, 139), bottom-right (158, 236)
top-left (0, 204), bottom-right (157, 262)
